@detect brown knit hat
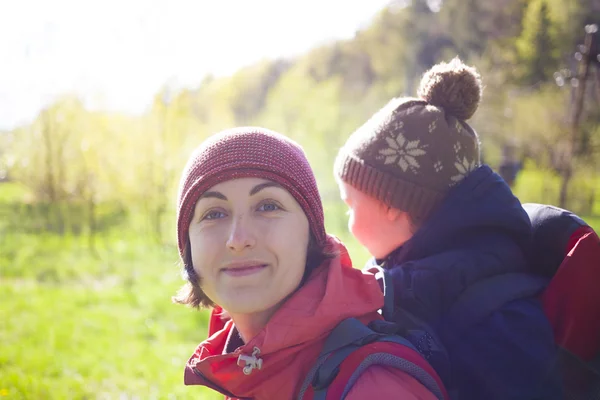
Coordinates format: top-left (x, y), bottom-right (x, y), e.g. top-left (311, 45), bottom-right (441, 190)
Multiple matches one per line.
top-left (334, 58), bottom-right (483, 224)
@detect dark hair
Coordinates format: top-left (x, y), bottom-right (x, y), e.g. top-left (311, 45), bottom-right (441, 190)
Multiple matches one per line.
top-left (172, 234), bottom-right (336, 309)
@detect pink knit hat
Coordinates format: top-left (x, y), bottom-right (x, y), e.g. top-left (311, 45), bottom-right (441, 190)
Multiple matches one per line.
top-left (176, 127), bottom-right (327, 260)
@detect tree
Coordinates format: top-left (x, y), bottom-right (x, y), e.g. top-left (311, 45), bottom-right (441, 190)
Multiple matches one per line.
top-left (439, 0), bottom-right (486, 57)
top-left (516, 0), bottom-right (559, 85)
top-left (0, 131), bottom-right (13, 182)
top-left (229, 60), bottom-right (291, 124)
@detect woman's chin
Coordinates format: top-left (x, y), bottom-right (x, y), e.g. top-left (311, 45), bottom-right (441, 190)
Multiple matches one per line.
top-left (219, 292), bottom-right (281, 315)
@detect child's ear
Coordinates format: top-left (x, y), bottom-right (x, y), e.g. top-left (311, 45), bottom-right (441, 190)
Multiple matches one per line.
top-left (385, 206), bottom-right (404, 222)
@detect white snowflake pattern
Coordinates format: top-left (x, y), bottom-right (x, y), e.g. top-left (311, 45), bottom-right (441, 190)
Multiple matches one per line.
top-left (434, 161), bottom-right (443, 172)
top-left (378, 132), bottom-right (427, 173)
top-left (402, 106), bottom-right (416, 116)
top-left (450, 157), bottom-right (477, 184)
top-left (453, 142), bottom-right (462, 153)
top-left (392, 120), bottom-right (405, 132)
top-left (429, 120), bottom-right (437, 133)
top-left (455, 120), bottom-right (463, 133)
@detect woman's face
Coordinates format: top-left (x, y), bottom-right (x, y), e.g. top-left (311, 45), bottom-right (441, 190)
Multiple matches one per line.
top-left (188, 177), bottom-right (310, 315)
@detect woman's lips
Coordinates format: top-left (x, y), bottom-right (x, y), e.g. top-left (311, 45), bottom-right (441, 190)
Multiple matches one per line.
top-left (222, 264), bottom-right (267, 277)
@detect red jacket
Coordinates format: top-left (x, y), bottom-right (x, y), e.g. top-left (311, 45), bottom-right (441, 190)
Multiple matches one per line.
top-left (184, 236), bottom-right (437, 400)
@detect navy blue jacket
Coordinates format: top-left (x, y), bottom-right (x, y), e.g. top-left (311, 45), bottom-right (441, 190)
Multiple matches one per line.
top-left (376, 165), bottom-right (561, 400)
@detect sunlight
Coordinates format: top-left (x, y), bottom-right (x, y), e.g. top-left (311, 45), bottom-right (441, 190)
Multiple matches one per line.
top-left (0, 0), bottom-right (390, 130)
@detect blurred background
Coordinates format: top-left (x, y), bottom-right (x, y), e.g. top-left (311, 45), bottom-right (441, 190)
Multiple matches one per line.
top-left (1, 0), bottom-right (600, 398)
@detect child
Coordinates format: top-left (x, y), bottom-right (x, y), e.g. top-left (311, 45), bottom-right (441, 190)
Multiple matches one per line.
top-left (334, 58), bottom-right (561, 400)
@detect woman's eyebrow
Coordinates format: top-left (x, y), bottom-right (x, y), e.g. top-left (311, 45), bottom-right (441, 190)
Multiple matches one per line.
top-left (250, 182), bottom-right (283, 196)
top-left (200, 191), bottom-right (227, 200)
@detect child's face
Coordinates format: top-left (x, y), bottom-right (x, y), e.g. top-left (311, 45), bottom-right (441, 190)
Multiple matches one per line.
top-left (338, 181), bottom-right (412, 259)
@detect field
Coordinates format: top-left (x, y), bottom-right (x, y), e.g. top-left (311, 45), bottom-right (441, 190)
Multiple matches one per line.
top-left (1, 169), bottom-right (598, 400)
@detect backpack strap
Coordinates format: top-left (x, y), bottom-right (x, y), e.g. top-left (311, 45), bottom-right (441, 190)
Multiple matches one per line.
top-left (318, 316), bottom-right (383, 355)
top-left (366, 262), bottom-right (455, 392)
top-left (298, 318), bottom-right (448, 400)
top-left (318, 340), bottom-right (448, 400)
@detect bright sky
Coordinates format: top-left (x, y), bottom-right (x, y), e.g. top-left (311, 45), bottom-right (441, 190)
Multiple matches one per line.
top-left (0, 0), bottom-right (391, 130)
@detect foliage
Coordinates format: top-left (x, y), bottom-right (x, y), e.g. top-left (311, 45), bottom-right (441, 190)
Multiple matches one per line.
top-left (515, 0), bottom-right (560, 85)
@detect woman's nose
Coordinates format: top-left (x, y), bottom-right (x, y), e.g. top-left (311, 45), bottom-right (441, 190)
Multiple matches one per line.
top-left (226, 215), bottom-right (256, 252)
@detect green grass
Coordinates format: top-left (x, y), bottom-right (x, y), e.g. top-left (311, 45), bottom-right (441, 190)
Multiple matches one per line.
top-left (0, 233), bottom-right (220, 400)
top-left (586, 216), bottom-right (600, 232)
top-left (511, 167), bottom-right (600, 231)
top-left (0, 182), bottom-right (30, 203)
top-left (512, 165), bottom-right (600, 217)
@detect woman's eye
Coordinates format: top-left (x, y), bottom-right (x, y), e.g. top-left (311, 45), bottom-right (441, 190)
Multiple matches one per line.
top-left (202, 210), bottom-right (226, 221)
top-left (258, 202), bottom-right (280, 212)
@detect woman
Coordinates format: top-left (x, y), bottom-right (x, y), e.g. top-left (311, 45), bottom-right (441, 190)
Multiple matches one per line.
top-left (173, 127), bottom-right (442, 399)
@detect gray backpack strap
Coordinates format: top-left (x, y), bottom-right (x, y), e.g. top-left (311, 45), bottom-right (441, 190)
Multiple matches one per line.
top-left (298, 318), bottom-right (377, 400)
top-left (319, 318), bottom-right (380, 355)
top-left (298, 318), bottom-right (446, 400)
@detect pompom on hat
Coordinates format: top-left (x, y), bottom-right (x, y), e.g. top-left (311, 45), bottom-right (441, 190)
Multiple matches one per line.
top-left (418, 58), bottom-right (482, 120)
top-left (177, 127), bottom-right (327, 261)
top-left (335, 57), bottom-right (483, 224)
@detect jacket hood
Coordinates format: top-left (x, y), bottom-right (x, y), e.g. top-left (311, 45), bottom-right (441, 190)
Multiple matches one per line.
top-left (390, 165), bottom-right (532, 264)
top-left (381, 166), bottom-right (534, 325)
top-left (184, 235), bottom-right (384, 399)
